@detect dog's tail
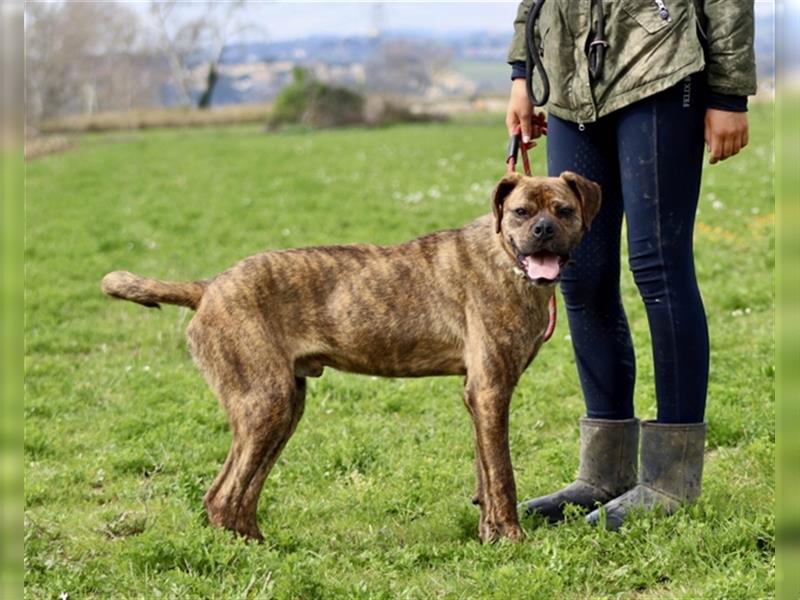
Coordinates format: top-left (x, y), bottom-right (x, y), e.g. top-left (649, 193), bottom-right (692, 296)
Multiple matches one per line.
top-left (101, 271), bottom-right (206, 310)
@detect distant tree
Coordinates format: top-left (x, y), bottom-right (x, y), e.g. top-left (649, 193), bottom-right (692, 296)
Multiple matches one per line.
top-left (25, 3), bottom-right (156, 123)
top-left (150, 0), bottom-right (255, 109)
top-left (267, 67), bottom-right (365, 130)
top-left (365, 40), bottom-right (452, 95)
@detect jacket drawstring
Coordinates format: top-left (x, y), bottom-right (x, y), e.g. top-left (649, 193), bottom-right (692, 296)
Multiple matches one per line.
top-left (588, 0), bottom-right (608, 81)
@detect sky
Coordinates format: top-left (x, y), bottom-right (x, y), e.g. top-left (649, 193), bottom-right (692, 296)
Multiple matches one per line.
top-left (129, 0), bottom-right (776, 44)
top-left (244, 2), bottom-right (522, 41)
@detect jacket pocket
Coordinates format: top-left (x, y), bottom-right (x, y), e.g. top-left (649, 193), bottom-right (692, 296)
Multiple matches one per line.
top-left (621, 0), bottom-right (674, 34)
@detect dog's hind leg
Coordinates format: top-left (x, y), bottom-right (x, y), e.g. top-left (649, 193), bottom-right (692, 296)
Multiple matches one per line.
top-left (202, 373), bottom-right (298, 541)
top-left (234, 377), bottom-right (307, 538)
top-left (187, 313), bottom-right (301, 541)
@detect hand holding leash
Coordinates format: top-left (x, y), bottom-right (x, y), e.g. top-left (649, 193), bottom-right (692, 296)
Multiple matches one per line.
top-left (505, 79), bottom-right (547, 145)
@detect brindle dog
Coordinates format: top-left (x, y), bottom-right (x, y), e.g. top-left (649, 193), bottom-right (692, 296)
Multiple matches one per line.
top-left (101, 171), bottom-right (600, 543)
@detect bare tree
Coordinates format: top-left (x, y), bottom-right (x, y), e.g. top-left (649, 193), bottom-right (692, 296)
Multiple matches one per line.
top-left (365, 39), bottom-right (452, 95)
top-left (150, 0), bottom-right (251, 109)
top-left (25, 3), bottom-right (158, 122)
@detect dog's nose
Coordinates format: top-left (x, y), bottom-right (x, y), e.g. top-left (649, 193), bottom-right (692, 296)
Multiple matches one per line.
top-left (532, 218), bottom-right (556, 240)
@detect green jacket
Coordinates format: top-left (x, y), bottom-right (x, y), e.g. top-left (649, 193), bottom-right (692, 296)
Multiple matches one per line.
top-left (508, 0), bottom-right (757, 123)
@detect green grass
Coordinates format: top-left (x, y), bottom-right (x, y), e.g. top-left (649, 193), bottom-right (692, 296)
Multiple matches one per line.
top-left (25, 105), bottom-right (774, 598)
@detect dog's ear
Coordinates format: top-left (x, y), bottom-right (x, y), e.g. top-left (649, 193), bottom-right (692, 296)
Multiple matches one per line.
top-left (560, 171), bottom-right (602, 232)
top-left (492, 172), bottom-right (522, 234)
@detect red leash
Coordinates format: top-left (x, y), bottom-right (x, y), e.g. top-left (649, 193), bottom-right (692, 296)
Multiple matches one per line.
top-left (505, 125), bottom-right (557, 343)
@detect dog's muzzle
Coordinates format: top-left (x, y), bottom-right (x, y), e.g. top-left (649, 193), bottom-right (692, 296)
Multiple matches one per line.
top-left (518, 251), bottom-right (568, 286)
top-left (511, 239), bottom-right (568, 286)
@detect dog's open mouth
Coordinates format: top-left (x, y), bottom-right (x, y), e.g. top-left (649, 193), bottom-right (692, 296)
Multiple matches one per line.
top-left (518, 251), bottom-right (568, 286)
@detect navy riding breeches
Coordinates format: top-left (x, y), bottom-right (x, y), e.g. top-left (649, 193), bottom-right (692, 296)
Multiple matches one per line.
top-left (547, 72), bottom-right (708, 424)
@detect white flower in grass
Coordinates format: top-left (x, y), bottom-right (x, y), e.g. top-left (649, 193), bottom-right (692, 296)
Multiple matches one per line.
top-left (751, 207), bottom-right (761, 215)
top-left (712, 200), bottom-right (724, 211)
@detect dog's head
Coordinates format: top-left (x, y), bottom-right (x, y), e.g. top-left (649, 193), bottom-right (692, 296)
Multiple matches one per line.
top-left (492, 171), bottom-right (601, 287)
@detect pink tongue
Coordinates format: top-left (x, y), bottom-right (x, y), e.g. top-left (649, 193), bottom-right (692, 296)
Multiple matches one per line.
top-left (523, 254), bottom-right (560, 280)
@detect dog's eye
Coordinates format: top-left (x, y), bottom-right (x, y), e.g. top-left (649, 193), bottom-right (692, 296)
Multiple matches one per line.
top-left (556, 206), bottom-right (575, 218)
top-left (513, 208), bottom-right (529, 218)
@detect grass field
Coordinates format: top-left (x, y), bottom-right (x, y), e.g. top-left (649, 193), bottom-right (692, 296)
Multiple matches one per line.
top-left (25, 105), bottom-right (774, 598)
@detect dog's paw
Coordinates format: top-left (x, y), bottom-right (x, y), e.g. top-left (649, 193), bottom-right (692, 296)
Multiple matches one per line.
top-left (479, 520), bottom-right (524, 544)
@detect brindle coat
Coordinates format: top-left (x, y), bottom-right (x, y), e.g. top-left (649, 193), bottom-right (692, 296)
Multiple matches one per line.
top-left (101, 171), bottom-right (601, 543)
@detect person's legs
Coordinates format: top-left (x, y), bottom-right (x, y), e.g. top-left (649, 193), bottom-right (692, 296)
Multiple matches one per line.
top-left (547, 114), bottom-right (636, 419)
top-left (616, 72), bottom-right (708, 424)
top-left (586, 72), bottom-right (709, 529)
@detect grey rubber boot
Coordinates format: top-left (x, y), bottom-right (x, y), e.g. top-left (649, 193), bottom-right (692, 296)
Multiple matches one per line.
top-left (520, 417), bottom-right (639, 523)
top-left (586, 420), bottom-right (706, 530)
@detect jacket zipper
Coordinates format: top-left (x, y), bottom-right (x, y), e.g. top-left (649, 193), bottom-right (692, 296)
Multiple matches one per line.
top-left (654, 0), bottom-right (670, 21)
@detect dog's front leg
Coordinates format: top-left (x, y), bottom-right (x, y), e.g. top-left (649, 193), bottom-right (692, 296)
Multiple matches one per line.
top-left (463, 379), bottom-right (523, 543)
top-left (463, 392), bottom-right (487, 508)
